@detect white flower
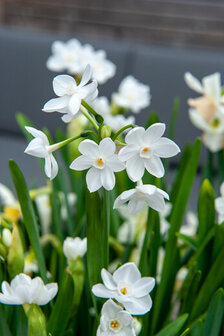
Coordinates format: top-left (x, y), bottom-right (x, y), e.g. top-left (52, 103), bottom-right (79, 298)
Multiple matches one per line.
top-left (24, 254), bottom-right (38, 274)
top-left (0, 183), bottom-right (16, 207)
top-left (24, 127), bottom-right (58, 180)
top-left (97, 299), bottom-right (135, 336)
top-left (215, 182), bottom-right (224, 224)
top-left (159, 202), bottom-right (172, 235)
top-left (47, 39), bottom-right (83, 74)
top-left (0, 273), bottom-right (58, 305)
top-left (132, 318), bottom-right (142, 335)
top-left (58, 192), bottom-right (77, 221)
top-left (2, 229), bottom-right (12, 247)
top-left (43, 65), bottom-right (98, 123)
top-left (181, 211), bottom-right (198, 236)
top-left (114, 184), bottom-right (169, 214)
top-left (92, 96), bottom-right (135, 132)
top-left (70, 138), bottom-right (125, 192)
top-left (119, 123), bottom-right (180, 180)
top-left (112, 76), bottom-right (151, 113)
top-left (35, 194), bottom-right (51, 235)
top-left (92, 262), bottom-right (155, 315)
top-left (185, 72), bottom-right (224, 152)
top-left (63, 237), bottom-right (87, 262)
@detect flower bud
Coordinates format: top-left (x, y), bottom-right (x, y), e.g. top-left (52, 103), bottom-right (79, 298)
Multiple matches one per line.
top-left (2, 228), bottom-right (12, 247)
top-left (101, 125), bottom-right (111, 138)
top-left (4, 206), bottom-right (20, 223)
top-left (7, 224), bottom-right (24, 278)
top-left (24, 304), bottom-right (47, 336)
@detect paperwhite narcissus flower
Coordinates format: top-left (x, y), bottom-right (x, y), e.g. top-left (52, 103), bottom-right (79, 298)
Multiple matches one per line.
top-left (215, 182), bottom-right (224, 224)
top-left (43, 64), bottom-right (98, 123)
top-left (113, 184), bottom-right (169, 214)
top-left (63, 237), bottom-right (87, 262)
top-left (0, 273), bottom-right (58, 305)
top-left (119, 124), bottom-right (180, 181)
top-left (112, 76), bottom-right (151, 113)
top-left (92, 262), bottom-right (155, 315)
top-left (47, 39), bottom-right (116, 84)
top-left (185, 72), bottom-right (224, 152)
top-left (92, 96), bottom-right (135, 132)
top-left (24, 127), bottom-right (58, 180)
top-left (97, 299), bottom-right (135, 336)
top-left (70, 138), bottom-right (125, 192)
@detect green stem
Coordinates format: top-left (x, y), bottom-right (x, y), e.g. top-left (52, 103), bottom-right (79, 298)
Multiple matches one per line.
top-left (48, 133), bottom-right (84, 152)
top-left (80, 106), bottom-right (99, 130)
top-left (217, 150), bottom-right (224, 185)
top-left (81, 100), bottom-right (99, 117)
top-left (103, 190), bottom-right (110, 267)
top-left (112, 124), bottom-right (135, 141)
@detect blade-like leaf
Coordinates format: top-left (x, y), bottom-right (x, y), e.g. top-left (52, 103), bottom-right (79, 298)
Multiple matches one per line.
top-left (155, 314), bottom-right (188, 336)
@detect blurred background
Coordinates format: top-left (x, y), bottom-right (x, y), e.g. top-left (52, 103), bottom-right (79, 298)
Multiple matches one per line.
top-left (0, 0), bottom-right (224, 188)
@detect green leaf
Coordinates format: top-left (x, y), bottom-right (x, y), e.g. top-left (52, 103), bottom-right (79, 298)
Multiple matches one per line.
top-left (190, 319), bottom-right (204, 336)
top-left (155, 314), bottom-right (188, 336)
top-left (201, 288), bottom-right (224, 336)
top-left (176, 233), bottom-right (197, 250)
top-left (0, 306), bottom-right (12, 336)
top-left (144, 111), bottom-right (160, 129)
top-left (16, 112), bottom-right (34, 141)
top-left (9, 160), bottom-right (47, 282)
top-left (212, 222), bottom-right (224, 262)
top-left (47, 272), bottom-right (74, 336)
top-left (151, 138), bottom-right (201, 334)
top-left (179, 329), bottom-right (190, 336)
top-left (180, 270), bottom-right (201, 314)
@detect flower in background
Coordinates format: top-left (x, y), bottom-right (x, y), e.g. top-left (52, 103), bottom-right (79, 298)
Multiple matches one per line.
top-left (92, 262), bottom-right (155, 315)
top-left (0, 273), bottom-right (58, 305)
top-left (0, 183), bottom-right (17, 207)
top-left (92, 96), bottom-right (135, 132)
top-left (180, 210), bottom-right (198, 236)
top-left (119, 124), bottom-right (180, 181)
top-left (70, 138), bottom-right (125, 192)
top-left (24, 127), bottom-right (58, 180)
top-left (43, 64), bottom-right (98, 123)
top-left (23, 251), bottom-right (38, 274)
top-left (47, 39), bottom-right (116, 84)
top-left (114, 184), bottom-right (169, 214)
top-left (97, 299), bottom-right (135, 336)
top-left (112, 76), bottom-right (151, 113)
top-left (0, 184), bottom-right (20, 222)
top-left (2, 229), bottom-right (12, 248)
top-left (63, 237), bottom-right (87, 262)
top-left (185, 72), bottom-right (224, 152)
top-left (215, 182), bottom-right (224, 224)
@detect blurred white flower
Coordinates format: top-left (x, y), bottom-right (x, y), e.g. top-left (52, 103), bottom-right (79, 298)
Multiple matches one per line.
top-left (43, 65), bottom-right (98, 123)
top-left (112, 76), bottom-right (151, 113)
top-left (0, 184), bottom-right (16, 207)
top-left (97, 299), bottom-right (135, 336)
top-left (114, 184), bottom-right (169, 214)
top-left (0, 273), bottom-right (58, 305)
top-left (70, 138), bottom-right (125, 192)
top-left (47, 39), bottom-right (83, 74)
top-left (119, 124), bottom-right (180, 181)
top-left (23, 252), bottom-right (38, 274)
top-left (2, 229), bottom-right (12, 248)
top-left (215, 182), bottom-right (224, 224)
top-left (63, 237), bottom-right (87, 262)
top-left (59, 192), bottom-right (77, 221)
top-left (47, 39), bottom-right (116, 84)
top-left (92, 96), bottom-right (135, 132)
top-left (180, 211), bottom-right (198, 236)
top-left (132, 317), bottom-right (142, 335)
top-left (92, 262), bottom-right (155, 315)
top-left (185, 72), bottom-right (224, 152)
top-left (159, 202), bottom-right (172, 236)
top-left (24, 127), bottom-right (58, 180)
top-left (35, 194), bottom-right (51, 235)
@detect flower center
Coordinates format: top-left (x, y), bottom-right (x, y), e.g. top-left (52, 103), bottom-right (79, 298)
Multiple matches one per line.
top-left (140, 146), bottom-right (152, 158)
top-left (66, 85), bottom-right (77, 96)
top-left (110, 320), bottom-right (119, 329)
top-left (210, 118), bottom-right (220, 129)
top-left (120, 287), bottom-right (128, 295)
top-left (4, 206), bottom-right (20, 222)
top-left (65, 54), bottom-right (74, 63)
top-left (94, 157), bottom-right (105, 169)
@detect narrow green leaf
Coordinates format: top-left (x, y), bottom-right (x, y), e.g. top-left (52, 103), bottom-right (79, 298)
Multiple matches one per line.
top-left (201, 288), bottom-right (224, 336)
top-left (0, 306), bottom-right (12, 336)
top-left (212, 223), bottom-right (224, 262)
top-left (155, 314), bottom-right (188, 336)
top-left (16, 112), bottom-right (33, 141)
top-left (47, 272), bottom-right (74, 336)
top-left (151, 138), bottom-right (201, 334)
top-left (144, 111), bottom-right (160, 129)
top-left (180, 270), bottom-right (201, 314)
top-left (179, 329), bottom-right (190, 336)
top-left (176, 233), bottom-right (197, 250)
top-left (9, 160), bottom-right (47, 282)
top-left (190, 319), bottom-right (204, 336)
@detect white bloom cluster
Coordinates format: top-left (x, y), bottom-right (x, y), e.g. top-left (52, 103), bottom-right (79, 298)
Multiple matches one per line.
top-left (185, 72), bottom-right (224, 152)
top-left (47, 39), bottom-right (116, 84)
top-left (93, 263), bottom-right (155, 335)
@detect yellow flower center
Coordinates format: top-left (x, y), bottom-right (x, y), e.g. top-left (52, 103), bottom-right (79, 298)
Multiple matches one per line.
top-left (211, 118), bottom-right (220, 129)
top-left (121, 287), bottom-right (127, 295)
top-left (97, 158), bottom-right (104, 165)
top-left (4, 206), bottom-right (20, 223)
top-left (143, 147), bottom-right (150, 153)
top-left (111, 320), bottom-right (119, 329)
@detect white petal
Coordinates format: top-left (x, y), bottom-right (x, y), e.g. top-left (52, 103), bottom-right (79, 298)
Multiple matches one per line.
top-left (122, 295), bottom-right (152, 315)
top-left (126, 156), bottom-right (145, 182)
top-left (189, 109), bottom-right (209, 132)
top-left (101, 299), bottom-right (122, 317)
top-left (113, 263), bottom-right (141, 284)
top-left (101, 270), bottom-right (117, 290)
top-left (203, 132), bottom-right (223, 152)
top-left (0, 293), bottom-right (22, 305)
top-left (43, 97), bottom-right (68, 113)
top-left (202, 72), bottom-right (221, 102)
top-left (68, 94), bottom-right (82, 115)
top-left (79, 139), bottom-right (99, 158)
top-left (44, 156), bottom-right (52, 179)
top-left (118, 145), bottom-right (138, 162)
top-left (79, 64), bottom-right (92, 87)
top-left (86, 167), bottom-right (102, 192)
top-left (61, 113), bottom-right (75, 123)
top-left (80, 80), bottom-right (98, 100)
top-left (25, 138), bottom-right (48, 158)
top-left (25, 127), bottom-right (48, 143)
top-left (125, 127), bottom-right (145, 145)
top-left (107, 156), bottom-right (125, 172)
top-left (99, 138), bottom-right (116, 157)
top-left (101, 167), bottom-right (115, 191)
top-left (113, 189), bottom-right (136, 209)
top-left (220, 183), bottom-right (224, 197)
top-left (151, 138), bottom-right (180, 158)
top-left (128, 198), bottom-right (145, 214)
top-left (53, 75), bottom-right (76, 96)
top-left (49, 155), bottom-right (58, 180)
top-left (92, 284), bottom-right (115, 298)
top-left (70, 155), bottom-right (93, 171)
top-left (132, 278), bottom-right (155, 298)
top-left (184, 72), bottom-right (204, 94)
top-left (143, 123), bottom-right (165, 144)
top-left (144, 156), bottom-right (164, 178)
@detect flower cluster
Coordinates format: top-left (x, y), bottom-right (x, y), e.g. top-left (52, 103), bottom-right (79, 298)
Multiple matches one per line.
top-left (185, 72), bottom-right (224, 152)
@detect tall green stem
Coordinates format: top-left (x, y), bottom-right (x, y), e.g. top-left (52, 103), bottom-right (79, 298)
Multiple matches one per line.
top-left (103, 190), bottom-right (110, 267)
top-left (80, 106), bottom-right (99, 130)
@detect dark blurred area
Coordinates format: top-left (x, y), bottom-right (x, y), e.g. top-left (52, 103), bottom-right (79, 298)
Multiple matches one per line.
top-left (0, 0), bottom-right (224, 188)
